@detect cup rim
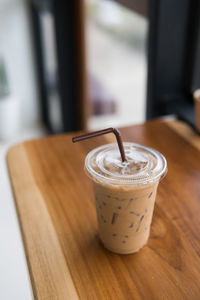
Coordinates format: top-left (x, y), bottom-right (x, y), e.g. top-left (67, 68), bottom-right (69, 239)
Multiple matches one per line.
top-left (85, 142), bottom-right (167, 186)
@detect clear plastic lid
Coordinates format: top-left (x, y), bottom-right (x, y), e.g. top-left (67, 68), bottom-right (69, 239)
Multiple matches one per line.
top-left (85, 143), bottom-right (167, 186)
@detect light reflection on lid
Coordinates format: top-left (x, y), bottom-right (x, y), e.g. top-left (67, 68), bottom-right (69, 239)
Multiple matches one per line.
top-left (85, 143), bottom-right (167, 186)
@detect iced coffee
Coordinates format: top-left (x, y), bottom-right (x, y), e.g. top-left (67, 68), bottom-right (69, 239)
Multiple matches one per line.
top-left (85, 142), bottom-right (167, 254)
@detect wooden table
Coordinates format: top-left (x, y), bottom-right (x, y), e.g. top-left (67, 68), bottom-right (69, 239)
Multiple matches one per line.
top-left (7, 120), bottom-right (200, 299)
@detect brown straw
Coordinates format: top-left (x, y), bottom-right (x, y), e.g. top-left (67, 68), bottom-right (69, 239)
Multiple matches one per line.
top-left (72, 128), bottom-right (127, 162)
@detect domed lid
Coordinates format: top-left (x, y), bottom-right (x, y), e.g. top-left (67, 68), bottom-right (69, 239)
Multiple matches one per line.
top-left (85, 142), bottom-right (167, 186)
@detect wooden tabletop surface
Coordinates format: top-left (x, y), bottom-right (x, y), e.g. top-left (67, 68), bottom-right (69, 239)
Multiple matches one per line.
top-left (7, 120), bottom-right (200, 300)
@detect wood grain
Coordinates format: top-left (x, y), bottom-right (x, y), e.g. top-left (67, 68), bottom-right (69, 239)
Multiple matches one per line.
top-left (167, 120), bottom-right (200, 150)
top-left (7, 120), bottom-right (200, 299)
top-left (7, 144), bottom-right (79, 300)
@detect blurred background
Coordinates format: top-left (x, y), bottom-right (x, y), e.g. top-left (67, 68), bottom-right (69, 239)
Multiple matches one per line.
top-left (0, 0), bottom-right (199, 147)
top-left (1, 2), bottom-right (200, 298)
top-left (86, 0), bottom-right (147, 129)
top-left (0, 0), bottom-right (147, 146)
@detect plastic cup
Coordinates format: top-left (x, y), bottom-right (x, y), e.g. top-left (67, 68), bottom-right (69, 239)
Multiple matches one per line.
top-left (85, 142), bottom-right (167, 254)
